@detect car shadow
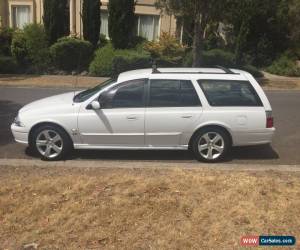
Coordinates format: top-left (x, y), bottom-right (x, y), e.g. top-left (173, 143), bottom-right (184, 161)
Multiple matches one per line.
top-left (62, 144), bottom-right (279, 162)
top-left (0, 100), bottom-right (22, 146)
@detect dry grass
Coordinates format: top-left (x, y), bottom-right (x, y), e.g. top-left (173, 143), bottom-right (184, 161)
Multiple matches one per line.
top-left (0, 166), bottom-right (300, 250)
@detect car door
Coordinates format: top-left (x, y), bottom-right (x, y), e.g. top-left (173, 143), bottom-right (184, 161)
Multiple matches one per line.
top-left (145, 79), bottom-right (203, 147)
top-left (77, 79), bottom-right (147, 147)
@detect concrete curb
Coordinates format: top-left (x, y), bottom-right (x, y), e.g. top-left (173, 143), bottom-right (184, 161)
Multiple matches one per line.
top-left (0, 158), bottom-right (300, 172)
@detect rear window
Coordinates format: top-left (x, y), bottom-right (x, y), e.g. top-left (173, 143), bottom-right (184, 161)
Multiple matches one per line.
top-left (197, 80), bottom-right (263, 107)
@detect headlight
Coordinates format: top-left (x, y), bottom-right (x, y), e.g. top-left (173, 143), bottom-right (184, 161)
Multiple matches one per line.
top-left (13, 115), bottom-right (24, 127)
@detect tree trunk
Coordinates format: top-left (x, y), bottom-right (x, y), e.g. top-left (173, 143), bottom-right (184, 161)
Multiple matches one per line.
top-left (192, 16), bottom-right (203, 67)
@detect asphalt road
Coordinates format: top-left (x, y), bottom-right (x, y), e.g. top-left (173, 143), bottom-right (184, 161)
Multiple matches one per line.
top-left (1, 86), bottom-right (300, 165)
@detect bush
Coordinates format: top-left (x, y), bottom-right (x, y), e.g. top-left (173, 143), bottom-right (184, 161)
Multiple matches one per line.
top-left (50, 37), bottom-right (93, 72)
top-left (144, 32), bottom-right (185, 65)
top-left (266, 54), bottom-right (300, 76)
top-left (0, 28), bottom-right (14, 56)
top-left (11, 31), bottom-right (28, 65)
top-left (240, 65), bottom-right (263, 78)
top-left (0, 56), bottom-right (18, 74)
top-left (203, 49), bottom-right (235, 67)
top-left (89, 43), bottom-right (115, 76)
top-left (183, 49), bottom-right (235, 68)
top-left (112, 52), bottom-right (151, 76)
top-left (11, 24), bottom-right (49, 72)
top-left (98, 33), bottom-right (108, 48)
top-left (89, 43), bottom-right (151, 76)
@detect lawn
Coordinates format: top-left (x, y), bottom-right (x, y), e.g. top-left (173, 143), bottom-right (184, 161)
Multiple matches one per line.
top-left (0, 165), bottom-right (299, 249)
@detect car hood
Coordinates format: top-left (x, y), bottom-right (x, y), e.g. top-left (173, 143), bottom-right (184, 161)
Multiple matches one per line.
top-left (19, 91), bottom-right (80, 114)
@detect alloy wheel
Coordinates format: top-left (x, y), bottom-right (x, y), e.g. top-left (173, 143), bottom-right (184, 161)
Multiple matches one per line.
top-left (36, 130), bottom-right (63, 159)
top-left (198, 132), bottom-right (225, 160)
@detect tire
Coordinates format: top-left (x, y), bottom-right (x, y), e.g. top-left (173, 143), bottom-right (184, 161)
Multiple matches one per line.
top-left (31, 124), bottom-right (73, 161)
top-left (191, 127), bottom-right (231, 162)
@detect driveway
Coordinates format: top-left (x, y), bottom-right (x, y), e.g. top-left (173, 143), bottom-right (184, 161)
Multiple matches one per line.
top-left (0, 86), bottom-right (300, 165)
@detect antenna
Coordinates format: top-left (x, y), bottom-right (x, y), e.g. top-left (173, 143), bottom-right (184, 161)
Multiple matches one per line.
top-left (73, 42), bottom-right (83, 102)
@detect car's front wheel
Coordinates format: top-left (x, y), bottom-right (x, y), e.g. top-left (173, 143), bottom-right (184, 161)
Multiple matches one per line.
top-left (31, 125), bottom-right (72, 161)
top-left (191, 128), bottom-right (230, 162)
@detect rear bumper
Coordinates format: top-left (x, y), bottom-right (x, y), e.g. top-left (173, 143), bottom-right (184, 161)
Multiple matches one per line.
top-left (233, 127), bottom-right (275, 146)
top-left (11, 124), bottom-right (29, 145)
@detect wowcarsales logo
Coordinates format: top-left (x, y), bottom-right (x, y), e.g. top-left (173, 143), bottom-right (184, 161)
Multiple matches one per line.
top-left (240, 236), bottom-right (259, 246)
top-left (240, 235), bottom-right (296, 247)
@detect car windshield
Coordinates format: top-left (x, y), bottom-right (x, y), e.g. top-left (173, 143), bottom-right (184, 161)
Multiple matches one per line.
top-left (73, 78), bottom-right (116, 103)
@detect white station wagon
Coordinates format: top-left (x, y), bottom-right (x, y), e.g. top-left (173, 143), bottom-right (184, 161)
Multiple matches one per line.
top-left (11, 67), bottom-right (275, 162)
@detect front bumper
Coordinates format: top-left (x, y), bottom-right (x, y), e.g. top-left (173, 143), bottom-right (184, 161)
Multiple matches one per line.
top-left (11, 124), bottom-right (29, 144)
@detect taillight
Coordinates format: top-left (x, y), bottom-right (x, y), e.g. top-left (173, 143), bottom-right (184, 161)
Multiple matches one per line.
top-left (266, 111), bottom-right (274, 128)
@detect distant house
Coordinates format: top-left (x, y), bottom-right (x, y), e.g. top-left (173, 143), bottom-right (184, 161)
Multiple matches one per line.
top-left (0, 0), bottom-right (177, 41)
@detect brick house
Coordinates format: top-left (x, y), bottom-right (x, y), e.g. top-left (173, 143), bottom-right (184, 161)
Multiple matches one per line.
top-left (0, 0), bottom-right (177, 41)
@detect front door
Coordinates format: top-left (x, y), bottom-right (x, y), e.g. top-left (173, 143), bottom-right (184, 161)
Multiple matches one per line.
top-left (78, 79), bottom-right (147, 146)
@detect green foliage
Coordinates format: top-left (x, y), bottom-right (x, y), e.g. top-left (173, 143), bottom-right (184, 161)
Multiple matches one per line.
top-left (183, 49), bottom-right (235, 67)
top-left (156, 0), bottom-right (229, 67)
top-left (203, 49), bottom-right (235, 67)
top-left (0, 28), bottom-right (14, 56)
top-left (89, 43), bottom-right (115, 76)
top-left (226, 0), bottom-right (290, 66)
top-left (0, 56), bottom-right (18, 74)
top-left (288, 0), bottom-right (300, 49)
top-left (108, 0), bottom-right (135, 49)
top-left (99, 34), bottom-right (108, 48)
top-left (112, 53), bottom-right (151, 77)
top-left (50, 37), bottom-right (93, 72)
top-left (240, 65), bottom-right (263, 78)
top-left (11, 24), bottom-right (50, 72)
top-left (43, 0), bottom-right (69, 44)
top-left (267, 54), bottom-right (300, 76)
top-left (82, 0), bottom-right (101, 47)
top-left (89, 43), bottom-right (151, 76)
top-left (11, 31), bottom-right (28, 65)
top-left (144, 32), bottom-right (186, 65)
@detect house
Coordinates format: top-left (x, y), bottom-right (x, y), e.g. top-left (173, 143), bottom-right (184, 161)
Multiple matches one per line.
top-left (0, 0), bottom-right (177, 41)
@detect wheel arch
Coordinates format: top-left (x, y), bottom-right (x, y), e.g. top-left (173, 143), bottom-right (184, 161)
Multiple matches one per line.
top-left (28, 121), bottom-right (74, 148)
top-left (188, 124), bottom-right (233, 149)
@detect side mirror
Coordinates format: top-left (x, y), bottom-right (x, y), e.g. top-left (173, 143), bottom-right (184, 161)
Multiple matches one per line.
top-left (91, 100), bottom-right (101, 110)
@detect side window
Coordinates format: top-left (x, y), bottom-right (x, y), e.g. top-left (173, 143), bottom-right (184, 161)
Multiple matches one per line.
top-left (197, 80), bottom-right (263, 107)
top-left (100, 79), bottom-right (146, 108)
top-left (149, 79), bottom-right (201, 107)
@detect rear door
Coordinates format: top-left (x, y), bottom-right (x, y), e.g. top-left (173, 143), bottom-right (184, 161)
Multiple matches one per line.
top-left (145, 79), bottom-right (202, 147)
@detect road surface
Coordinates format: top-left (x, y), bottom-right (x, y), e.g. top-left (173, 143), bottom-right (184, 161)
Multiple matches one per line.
top-left (1, 86), bottom-right (300, 165)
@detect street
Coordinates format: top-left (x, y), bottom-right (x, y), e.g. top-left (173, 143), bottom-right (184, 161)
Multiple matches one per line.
top-left (1, 86), bottom-right (300, 165)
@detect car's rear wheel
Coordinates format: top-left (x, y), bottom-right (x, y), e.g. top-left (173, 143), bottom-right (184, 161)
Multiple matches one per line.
top-left (191, 128), bottom-right (230, 162)
top-left (32, 125), bottom-right (72, 161)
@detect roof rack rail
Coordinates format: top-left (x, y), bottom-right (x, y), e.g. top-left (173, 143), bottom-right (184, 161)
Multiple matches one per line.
top-left (150, 62), bottom-right (238, 75)
top-left (214, 65), bottom-right (236, 74)
top-left (152, 60), bottom-right (161, 73)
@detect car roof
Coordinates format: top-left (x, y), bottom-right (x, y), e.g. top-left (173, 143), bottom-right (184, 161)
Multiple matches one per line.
top-left (117, 68), bottom-right (249, 82)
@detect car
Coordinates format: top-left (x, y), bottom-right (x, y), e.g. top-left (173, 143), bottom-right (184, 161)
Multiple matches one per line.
top-left (11, 67), bottom-right (275, 162)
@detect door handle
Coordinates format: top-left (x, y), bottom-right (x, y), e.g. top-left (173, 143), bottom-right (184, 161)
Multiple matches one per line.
top-left (127, 115), bottom-right (138, 120)
top-left (181, 115), bottom-right (193, 119)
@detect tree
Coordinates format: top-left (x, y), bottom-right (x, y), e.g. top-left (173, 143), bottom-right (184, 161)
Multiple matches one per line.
top-left (43, 0), bottom-right (69, 44)
top-left (82, 0), bottom-right (101, 47)
top-left (108, 0), bottom-right (135, 49)
top-left (226, 0), bottom-right (290, 66)
top-left (156, 0), bottom-right (228, 67)
top-left (288, 0), bottom-right (300, 50)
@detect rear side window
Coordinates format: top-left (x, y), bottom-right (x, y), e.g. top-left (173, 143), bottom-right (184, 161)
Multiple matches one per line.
top-left (149, 79), bottom-right (201, 107)
top-left (197, 80), bottom-right (262, 107)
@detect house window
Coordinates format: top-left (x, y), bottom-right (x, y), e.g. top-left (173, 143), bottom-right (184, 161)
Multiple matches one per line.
top-left (12, 5), bottom-right (30, 29)
top-left (101, 11), bottom-right (109, 38)
top-left (136, 15), bottom-right (160, 41)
